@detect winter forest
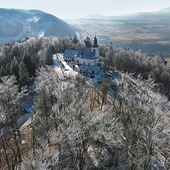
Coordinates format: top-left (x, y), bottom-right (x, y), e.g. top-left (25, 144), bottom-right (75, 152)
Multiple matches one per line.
top-left (0, 36), bottom-right (170, 169)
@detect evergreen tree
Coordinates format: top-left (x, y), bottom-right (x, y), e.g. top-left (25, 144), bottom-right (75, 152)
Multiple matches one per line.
top-left (23, 55), bottom-right (36, 77)
top-left (34, 87), bottom-right (52, 119)
top-left (104, 42), bottom-right (115, 73)
top-left (19, 62), bottom-right (29, 84)
top-left (10, 56), bottom-right (19, 77)
top-left (100, 78), bottom-right (110, 106)
top-left (45, 45), bottom-right (54, 66)
top-left (72, 34), bottom-right (79, 44)
top-left (84, 36), bottom-right (92, 47)
top-left (32, 86), bottom-right (53, 156)
top-left (0, 67), bottom-right (5, 77)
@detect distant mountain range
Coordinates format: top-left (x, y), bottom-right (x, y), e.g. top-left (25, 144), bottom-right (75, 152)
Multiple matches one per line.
top-left (0, 9), bottom-right (75, 44)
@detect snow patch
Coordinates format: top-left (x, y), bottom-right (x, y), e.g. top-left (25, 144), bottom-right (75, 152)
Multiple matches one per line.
top-left (53, 57), bottom-right (59, 67)
top-left (27, 16), bottom-right (40, 23)
top-left (33, 16), bottom-right (40, 23)
top-left (38, 31), bottom-right (45, 38)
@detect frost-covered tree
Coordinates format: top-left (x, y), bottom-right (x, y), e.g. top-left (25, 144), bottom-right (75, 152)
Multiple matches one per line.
top-left (22, 67), bottom-right (170, 169)
top-left (0, 75), bottom-right (26, 169)
top-left (0, 36), bottom-right (77, 81)
top-left (23, 67), bottom-right (121, 169)
top-left (114, 73), bottom-right (170, 169)
top-left (103, 46), bottom-right (170, 97)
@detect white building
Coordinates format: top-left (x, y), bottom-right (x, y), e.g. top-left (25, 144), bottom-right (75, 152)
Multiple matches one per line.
top-left (63, 36), bottom-right (100, 74)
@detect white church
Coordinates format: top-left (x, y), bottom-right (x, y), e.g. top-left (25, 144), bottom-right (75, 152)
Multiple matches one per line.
top-left (63, 36), bottom-right (100, 74)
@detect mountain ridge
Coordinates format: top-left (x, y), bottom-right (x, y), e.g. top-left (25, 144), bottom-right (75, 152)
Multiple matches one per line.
top-left (0, 8), bottom-right (75, 44)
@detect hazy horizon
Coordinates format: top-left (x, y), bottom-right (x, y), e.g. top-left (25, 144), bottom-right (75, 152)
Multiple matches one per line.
top-left (0, 0), bottom-right (170, 19)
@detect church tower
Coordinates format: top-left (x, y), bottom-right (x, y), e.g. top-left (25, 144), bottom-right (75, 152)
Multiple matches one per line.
top-left (91, 35), bottom-right (99, 59)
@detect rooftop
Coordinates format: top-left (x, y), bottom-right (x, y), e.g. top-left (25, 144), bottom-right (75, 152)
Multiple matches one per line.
top-left (79, 65), bottom-right (100, 71)
top-left (77, 47), bottom-right (95, 60)
top-left (63, 49), bottom-right (77, 58)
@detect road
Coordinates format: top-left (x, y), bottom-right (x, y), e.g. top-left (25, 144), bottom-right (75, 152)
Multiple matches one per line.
top-left (55, 54), bottom-right (78, 77)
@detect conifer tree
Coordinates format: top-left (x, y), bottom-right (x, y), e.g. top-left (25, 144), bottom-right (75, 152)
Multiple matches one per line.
top-left (10, 56), bottom-right (19, 77)
top-left (19, 62), bottom-right (29, 84)
top-left (84, 36), bottom-right (92, 47)
top-left (100, 78), bottom-right (110, 106)
top-left (45, 45), bottom-right (54, 66)
top-left (72, 34), bottom-right (79, 44)
top-left (32, 87), bottom-right (53, 155)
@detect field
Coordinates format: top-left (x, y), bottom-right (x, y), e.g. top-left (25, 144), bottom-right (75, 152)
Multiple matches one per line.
top-left (67, 11), bottom-right (170, 57)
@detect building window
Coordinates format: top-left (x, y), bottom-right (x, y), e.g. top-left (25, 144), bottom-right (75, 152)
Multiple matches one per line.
top-left (93, 49), bottom-right (95, 52)
top-left (83, 62), bottom-right (85, 65)
top-left (88, 63), bottom-right (90, 66)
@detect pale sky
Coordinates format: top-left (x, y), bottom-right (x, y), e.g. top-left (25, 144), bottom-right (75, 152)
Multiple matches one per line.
top-left (0, 0), bottom-right (170, 19)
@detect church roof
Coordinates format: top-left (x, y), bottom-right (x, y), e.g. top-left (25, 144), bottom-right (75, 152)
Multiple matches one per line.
top-left (79, 65), bottom-right (100, 71)
top-left (77, 47), bottom-right (95, 60)
top-left (63, 49), bottom-right (77, 58)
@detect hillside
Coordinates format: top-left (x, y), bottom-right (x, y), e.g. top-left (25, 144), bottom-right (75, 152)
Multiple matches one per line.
top-left (0, 9), bottom-right (75, 44)
top-left (1, 67), bottom-right (169, 169)
top-left (0, 35), bottom-right (169, 169)
top-left (68, 8), bottom-right (170, 57)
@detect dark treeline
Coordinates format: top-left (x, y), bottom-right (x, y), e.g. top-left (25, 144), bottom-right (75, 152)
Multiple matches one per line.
top-left (102, 43), bottom-right (170, 98)
top-left (0, 35), bottom-right (82, 86)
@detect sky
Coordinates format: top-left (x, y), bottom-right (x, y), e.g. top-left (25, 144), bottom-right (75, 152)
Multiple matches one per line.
top-left (0, 0), bottom-right (170, 19)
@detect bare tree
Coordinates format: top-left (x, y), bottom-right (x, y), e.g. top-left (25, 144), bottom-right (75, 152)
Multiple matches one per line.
top-left (23, 67), bottom-right (170, 170)
top-left (23, 67), bottom-right (121, 169)
top-left (0, 75), bottom-right (26, 169)
top-left (114, 73), bottom-right (170, 169)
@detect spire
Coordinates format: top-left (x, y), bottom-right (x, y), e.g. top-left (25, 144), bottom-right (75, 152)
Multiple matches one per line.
top-left (93, 35), bottom-right (98, 47)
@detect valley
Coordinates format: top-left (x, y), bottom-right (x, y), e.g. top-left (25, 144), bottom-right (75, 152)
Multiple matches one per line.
top-left (67, 11), bottom-right (170, 57)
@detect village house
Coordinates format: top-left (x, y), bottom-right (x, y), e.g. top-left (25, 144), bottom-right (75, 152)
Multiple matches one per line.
top-left (63, 36), bottom-right (100, 74)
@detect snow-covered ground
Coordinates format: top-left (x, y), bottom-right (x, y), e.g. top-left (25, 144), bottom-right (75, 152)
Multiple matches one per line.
top-left (53, 54), bottom-right (63, 78)
top-left (53, 54), bottom-right (59, 67)
top-left (54, 54), bottom-right (78, 77)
